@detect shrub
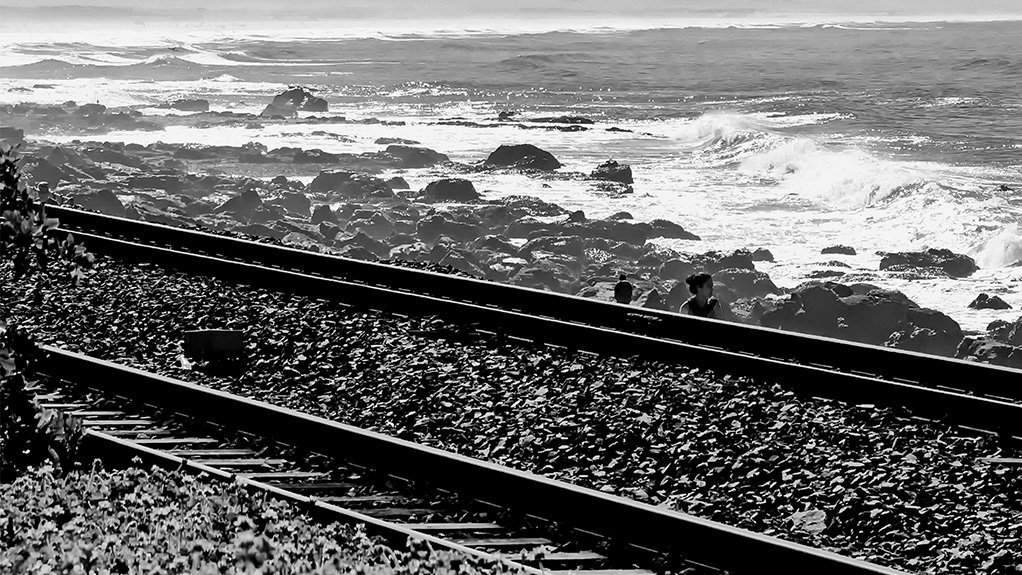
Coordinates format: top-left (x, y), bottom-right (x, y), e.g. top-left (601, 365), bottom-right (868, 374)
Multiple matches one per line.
top-left (0, 464), bottom-right (515, 575)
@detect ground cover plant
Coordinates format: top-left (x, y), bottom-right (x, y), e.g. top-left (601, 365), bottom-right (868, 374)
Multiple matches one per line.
top-left (3, 255), bottom-right (1021, 575)
top-left (0, 464), bottom-right (513, 574)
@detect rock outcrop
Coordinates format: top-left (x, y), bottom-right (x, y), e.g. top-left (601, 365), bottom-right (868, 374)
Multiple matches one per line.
top-left (260, 87), bottom-right (328, 118)
top-left (484, 144), bottom-right (561, 171)
top-left (590, 160), bottom-right (633, 184)
top-left (879, 248), bottom-right (979, 278)
top-left (968, 293), bottom-right (1012, 310)
top-left (422, 179), bottom-right (480, 202)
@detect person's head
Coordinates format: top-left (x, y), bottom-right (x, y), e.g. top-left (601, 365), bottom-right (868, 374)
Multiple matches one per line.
top-left (685, 272), bottom-right (714, 299)
top-left (619, 273), bottom-right (627, 281)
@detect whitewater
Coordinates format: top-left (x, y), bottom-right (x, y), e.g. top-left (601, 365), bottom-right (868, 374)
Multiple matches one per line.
top-left (2, 18), bottom-right (1021, 332)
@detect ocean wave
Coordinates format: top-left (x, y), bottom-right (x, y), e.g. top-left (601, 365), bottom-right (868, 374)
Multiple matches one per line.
top-left (974, 224), bottom-right (1022, 268)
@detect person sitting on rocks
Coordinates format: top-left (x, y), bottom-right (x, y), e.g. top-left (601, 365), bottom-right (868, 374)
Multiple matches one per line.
top-left (614, 273), bottom-right (634, 304)
top-left (680, 272), bottom-right (722, 319)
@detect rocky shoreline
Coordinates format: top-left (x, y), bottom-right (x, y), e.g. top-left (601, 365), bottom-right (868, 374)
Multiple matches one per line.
top-left (2, 88), bottom-right (1020, 367)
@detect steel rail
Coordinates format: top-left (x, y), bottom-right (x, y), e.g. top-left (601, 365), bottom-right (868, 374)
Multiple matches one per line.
top-left (44, 347), bottom-right (905, 575)
top-left (48, 228), bottom-right (1022, 438)
top-left (48, 206), bottom-right (1022, 405)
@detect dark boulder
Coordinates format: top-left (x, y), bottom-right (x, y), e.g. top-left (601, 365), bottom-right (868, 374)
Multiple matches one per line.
top-left (956, 338), bottom-right (1022, 370)
top-left (484, 144), bottom-right (561, 171)
top-left (567, 210), bottom-right (586, 223)
top-left (416, 214), bottom-right (482, 243)
top-left (260, 87), bottom-right (328, 117)
top-left (214, 190), bottom-right (263, 220)
top-left (71, 189), bottom-right (125, 217)
top-left (77, 103), bottom-right (107, 116)
top-left (714, 268), bottom-right (781, 300)
top-left (335, 232), bottom-right (389, 259)
top-left (385, 145), bottom-right (449, 168)
top-left (386, 176), bottom-right (410, 190)
top-left (519, 236), bottom-right (585, 261)
top-left (969, 293), bottom-right (1012, 310)
top-left (590, 160), bottom-right (634, 184)
top-left (311, 204), bottom-right (338, 225)
top-left (658, 259), bottom-right (696, 281)
top-left (470, 235), bottom-right (518, 255)
top-left (21, 157), bottom-right (73, 187)
top-left (879, 248), bottom-right (979, 278)
top-left (422, 179), bottom-right (480, 202)
top-left (640, 289), bottom-right (668, 311)
top-left (375, 137), bottom-right (420, 145)
top-left (649, 219), bottom-right (700, 241)
top-left (608, 211), bottom-right (633, 220)
top-left (309, 171), bottom-right (393, 199)
top-left (885, 323), bottom-right (962, 357)
top-left (751, 248), bottom-right (775, 262)
top-left (822, 245), bottom-right (856, 256)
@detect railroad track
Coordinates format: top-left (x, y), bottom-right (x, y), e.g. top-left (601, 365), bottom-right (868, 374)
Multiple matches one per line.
top-left (46, 206), bottom-right (1022, 439)
top-left (36, 346), bottom-right (902, 575)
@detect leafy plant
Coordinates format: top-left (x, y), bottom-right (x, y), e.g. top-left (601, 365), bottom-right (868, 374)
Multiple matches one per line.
top-left (0, 143), bottom-right (93, 283)
top-left (0, 322), bottom-right (82, 482)
top-left (0, 465), bottom-right (518, 575)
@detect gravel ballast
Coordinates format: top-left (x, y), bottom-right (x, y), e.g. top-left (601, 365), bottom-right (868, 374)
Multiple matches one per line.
top-left (3, 257), bottom-right (1021, 574)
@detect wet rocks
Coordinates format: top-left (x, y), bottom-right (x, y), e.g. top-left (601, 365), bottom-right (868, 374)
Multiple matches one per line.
top-left (822, 245), bottom-right (856, 256)
top-left (955, 338), bottom-right (1022, 369)
top-left (590, 160), bottom-right (633, 184)
top-left (713, 268), bottom-right (781, 300)
top-left (386, 176), bottom-right (410, 190)
top-left (756, 281), bottom-right (964, 354)
top-left (968, 293), bottom-right (1012, 310)
top-left (483, 144), bottom-right (561, 171)
top-left (213, 189), bottom-right (263, 221)
top-left (309, 171), bottom-right (393, 199)
top-left (384, 145), bottom-right (449, 168)
top-left (260, 87), bottom-right (328, 118)
top-left (879, 248), bottom-right (979, 278)
top-left (70, 189), bottom-right (125, 217)
top-left (422, 178), bottom-right (480, 202)
top-left (416, 214), bottom-right (482, 243)
top-left (751, 248), bottom-right (775, 262)
top-left (648, 219), bottom-right (700, 241)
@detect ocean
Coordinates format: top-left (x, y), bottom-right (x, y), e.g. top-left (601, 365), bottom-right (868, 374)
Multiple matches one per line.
top-left (1, 18), bottom-right (1021, 332)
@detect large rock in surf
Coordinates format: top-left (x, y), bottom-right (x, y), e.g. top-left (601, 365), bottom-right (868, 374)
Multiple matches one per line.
top-left (968, 293), bottom-right (1012, 310)
top-left (590, 160), bottom-right (633, 184)
top-left (822, 245), bottom-right (856, 256)
top-left (260, 87), bottom-right (328, 118)
top-left (385, 145), bottom-right (449, 168)
top-left (879, 248), bottom-right (978, 278)
top-left (422, 179), bottom-right (480, 202)
top-left (309, 171), bottom-right (393, 199)
top-left (484, 144), bottom-right (561, 171)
